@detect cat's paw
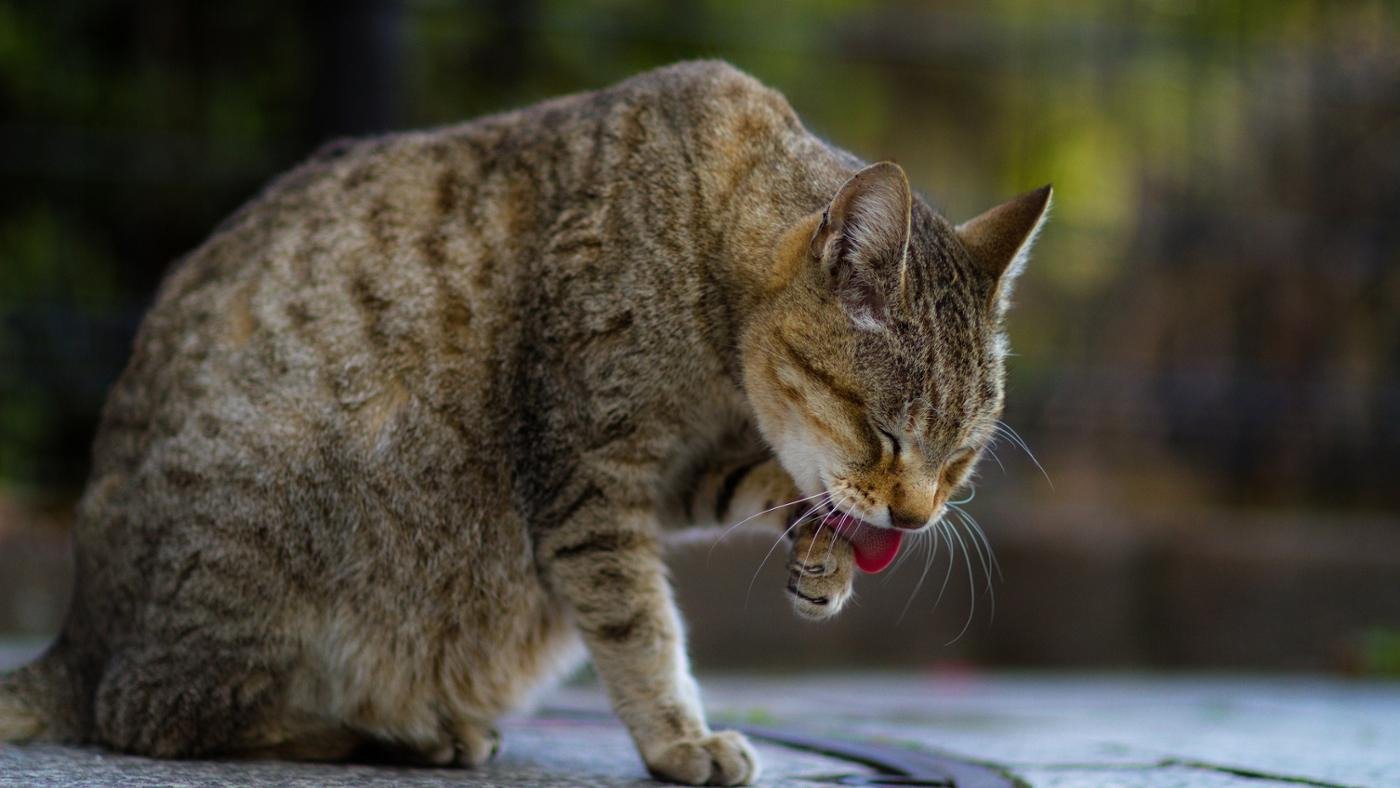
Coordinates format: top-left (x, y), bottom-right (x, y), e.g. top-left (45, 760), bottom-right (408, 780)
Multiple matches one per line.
top-left (786, 523), bottom-right (855, 620)
top-left (417, 719), bottom-right (501, 767)
top-left (644, 730), bottom-right (759, 786)
top-left (448, 721), bottom-right (502, 767)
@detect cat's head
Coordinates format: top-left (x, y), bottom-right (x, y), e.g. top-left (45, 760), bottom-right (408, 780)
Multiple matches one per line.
top-left (742, 162), bottom-right (1050, 572)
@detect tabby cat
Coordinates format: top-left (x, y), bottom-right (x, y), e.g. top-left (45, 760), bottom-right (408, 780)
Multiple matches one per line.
top-left (0, 61), bottom-right (1049, 785)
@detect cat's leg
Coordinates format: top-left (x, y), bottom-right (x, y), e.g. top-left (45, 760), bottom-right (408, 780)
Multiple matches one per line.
top-left (93, 642), bottom-right (289, 758)
top-left (686, 456), bottom-right (857, 620)
top-left (93, 642), bottom-right (501, 765)
top-left (234, 711), bottom-right (365, 762)
top-left (328, 716), bottom-right (500, 767)
top-left (539, 500), bottom-right (758, 786)
top-left (440, 717), bottom-right (502, 766)
top-left (685, 455), bottom-right (805, 532)
top-left (412, 715), bottom-right (502, 767)
top-left (786, 519), bottom-right (856, 620)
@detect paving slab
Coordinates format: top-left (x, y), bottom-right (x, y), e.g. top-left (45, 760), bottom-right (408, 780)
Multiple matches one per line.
top-left (3, 640), bottom-right (1398, 786)
top-left (689, 674), bottom-right (1400, 787)
top-left (0, 722), bottom-right (874, 787)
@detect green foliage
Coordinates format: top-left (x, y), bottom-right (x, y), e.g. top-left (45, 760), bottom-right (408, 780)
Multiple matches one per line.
top-left (0, 207), bottom-right (119, 310)
top-left (1361, 628), bottom-right (1400, 678)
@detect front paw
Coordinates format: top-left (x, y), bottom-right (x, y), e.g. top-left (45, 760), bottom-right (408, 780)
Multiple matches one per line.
top-left (645, 730), bottom-right (759, 786)
top-left (786, 522), bottom-right (855, 620)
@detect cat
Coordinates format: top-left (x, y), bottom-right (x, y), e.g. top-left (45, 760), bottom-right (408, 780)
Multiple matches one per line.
top-left (0, 60), bottom-right (1048, 785)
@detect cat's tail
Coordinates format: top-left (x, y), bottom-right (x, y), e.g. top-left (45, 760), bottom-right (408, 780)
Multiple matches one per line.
top-left (0, 645), bottom-right (77, 743)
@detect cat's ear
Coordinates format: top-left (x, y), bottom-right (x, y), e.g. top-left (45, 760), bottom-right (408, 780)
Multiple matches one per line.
top-left (956, 184), bottom-right (1052, 310)
top-left (810, 162), bottom-right (912, 331)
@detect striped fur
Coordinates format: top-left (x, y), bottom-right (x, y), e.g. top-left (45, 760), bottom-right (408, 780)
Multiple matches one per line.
top-left (0, 62), bottom-right (1046, 785)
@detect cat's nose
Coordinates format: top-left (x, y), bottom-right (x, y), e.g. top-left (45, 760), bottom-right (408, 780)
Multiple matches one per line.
top-left (887, 506), bottom-right (926, 530)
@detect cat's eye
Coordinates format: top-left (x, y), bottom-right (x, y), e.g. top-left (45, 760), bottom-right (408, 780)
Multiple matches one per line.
top-left (878, 428), bottom-right (901, 458)
top-left (941, 448), bottom-right (974, 485)
top-left (942, 447), bottom-right (974, 475)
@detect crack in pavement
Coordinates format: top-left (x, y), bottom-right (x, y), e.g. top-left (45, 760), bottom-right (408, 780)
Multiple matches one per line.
top-left (1001, 757), bottom-right (1349, 787)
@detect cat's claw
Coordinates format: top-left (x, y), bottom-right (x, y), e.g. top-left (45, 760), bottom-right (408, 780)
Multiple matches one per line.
top-left (645, 730), bottom-right (759, 786)
top-left (786, 523), bottom-right (855, 620)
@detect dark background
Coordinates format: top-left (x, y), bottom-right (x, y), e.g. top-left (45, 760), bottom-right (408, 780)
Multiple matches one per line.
top-left (2, 0), bottom-right (1398, 675)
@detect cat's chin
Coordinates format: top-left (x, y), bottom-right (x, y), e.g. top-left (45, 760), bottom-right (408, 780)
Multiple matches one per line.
top-left (826, 511), bottom-right (904, 574)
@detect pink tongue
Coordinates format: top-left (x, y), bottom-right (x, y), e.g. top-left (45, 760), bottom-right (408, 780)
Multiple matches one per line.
top-left (832, 514), bottom-right (904, 574)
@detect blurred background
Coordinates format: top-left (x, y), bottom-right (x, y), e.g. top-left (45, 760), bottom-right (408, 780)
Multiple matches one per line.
top-left (1, 0), bottom-right (1397, 675)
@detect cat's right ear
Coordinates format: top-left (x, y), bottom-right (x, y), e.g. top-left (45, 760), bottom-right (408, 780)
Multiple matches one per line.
top-left (955, 184), bottom-right (1052, 311)
top-left (810, 162), bottom-right (912, 332)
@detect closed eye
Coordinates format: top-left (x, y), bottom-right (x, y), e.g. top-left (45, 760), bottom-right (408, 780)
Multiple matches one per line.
top-left (942, 447), bottom-right (976, 482)
top-left (878, 428), bottom-right (901, 459)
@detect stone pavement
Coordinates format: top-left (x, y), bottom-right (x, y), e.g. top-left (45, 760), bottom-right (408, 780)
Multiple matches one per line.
top-left (3, 640), bottom-right (1398, 786)
top-left (0, 724), bottom-right (873, 787)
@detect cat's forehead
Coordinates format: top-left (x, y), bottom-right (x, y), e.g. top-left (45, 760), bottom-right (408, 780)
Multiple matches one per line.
top-left (861, 328), bottom-right (989, 416)
top-left (854, 299), bottom-right (1001, 445)
top-left (906, 203), bottom-right (981, 293)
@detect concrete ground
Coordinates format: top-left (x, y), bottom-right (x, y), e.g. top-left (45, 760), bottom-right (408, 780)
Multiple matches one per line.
top-left (3, 640), bottom-right (1397, 787)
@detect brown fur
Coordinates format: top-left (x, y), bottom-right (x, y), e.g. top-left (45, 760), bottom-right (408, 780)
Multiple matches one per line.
top-left (0, 61), bottom-right (1048, 785)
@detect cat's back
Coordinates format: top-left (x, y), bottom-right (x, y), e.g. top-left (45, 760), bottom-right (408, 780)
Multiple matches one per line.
top-left (89, 59), bottom-right (806, 472)
top-left (77, 61), bottom-right (823, 571)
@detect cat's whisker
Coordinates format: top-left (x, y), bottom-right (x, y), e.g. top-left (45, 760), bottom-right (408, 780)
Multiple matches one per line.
top-left (951, 510), bottom-right (996, 625)
top-left (950, 485), bottom-right (976, 506)
top-left (818, 494), bottom-right (856, 567)
top-left (807, 494), bottom-right (851, 570)
top-left (993, 420), bottom-right (1052, 489)
top-left (943, 517), bottom-right (979, 645)
top-left (964, 508), bottom-right (1002, 578)
top-left (932, 520), bottom-right (958, 611)
top-left (984, 443), bottom-right (1007, 474)
top-left (742, 524), bottom-right (812, 610)
top-left (897, 526), bottom-right (940, 625)
top-left (707, 490), bottom-right (830, 559)
top-left (832, 499), bottom-right (873, 567)
top-left (950, 508), bottom-right (992, 595)
top-left (950, 503), bottom-right (1002, 580)
top-left (743, 498), bottom-right (834, 606)
top-left (883, 521), bottom-right (923, 580)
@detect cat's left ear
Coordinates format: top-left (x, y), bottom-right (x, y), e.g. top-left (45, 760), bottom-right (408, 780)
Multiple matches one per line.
top-left (810, 162), bottom-right (913, 331)
top-left (956, 185), bottom-right (1052, 310)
